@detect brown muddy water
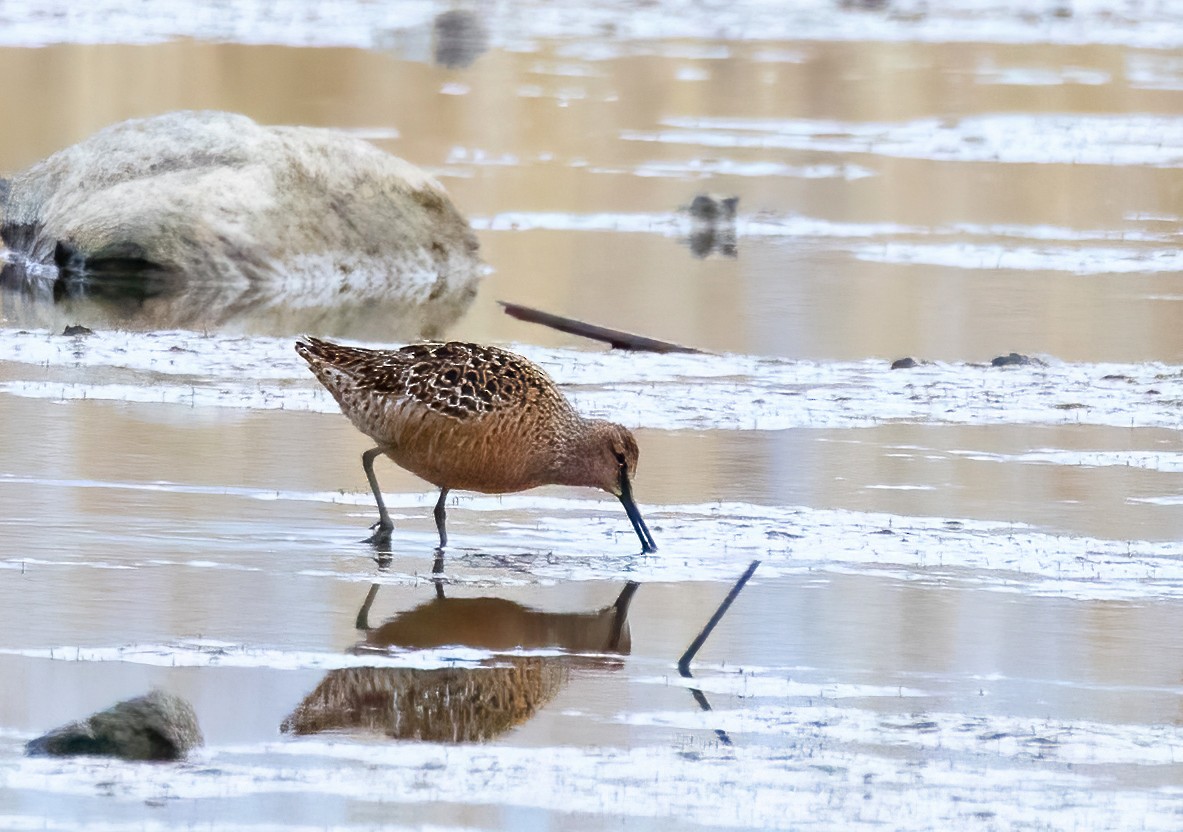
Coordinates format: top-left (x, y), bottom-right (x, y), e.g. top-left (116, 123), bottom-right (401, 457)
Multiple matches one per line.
top-left (3, 3), bottom-right (1183, 830)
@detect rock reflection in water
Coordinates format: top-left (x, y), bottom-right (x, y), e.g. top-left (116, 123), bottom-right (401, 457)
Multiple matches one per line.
top-left (681, 194), bottom-right (738, 259)
top-left (0, 111), bottom-right (483, 336)
top-left (282, 582), bottom-right (638, 742)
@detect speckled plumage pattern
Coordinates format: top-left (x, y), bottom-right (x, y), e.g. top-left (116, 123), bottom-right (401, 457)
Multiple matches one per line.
top-left (304, 339), bottom-right (567, 423)
top-left (295, 336), bottom-right (657, 552)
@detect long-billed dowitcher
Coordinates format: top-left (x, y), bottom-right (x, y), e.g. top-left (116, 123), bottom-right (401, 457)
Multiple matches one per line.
top-left (295, 337), bottom-right (657, 553)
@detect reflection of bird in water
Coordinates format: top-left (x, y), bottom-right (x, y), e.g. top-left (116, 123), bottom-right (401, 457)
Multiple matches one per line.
top-left (280, 660), bottom-right (565, 742)
top-left (281, 583), bottom-right (638, 742)
top-left (355, 582), bottom-right (638, 655)
top-left (295, 337), bottom-right (657, 552)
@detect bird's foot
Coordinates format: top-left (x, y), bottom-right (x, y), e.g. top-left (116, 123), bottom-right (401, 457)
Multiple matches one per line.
top-left (364, 518), bottom-right (394, 546)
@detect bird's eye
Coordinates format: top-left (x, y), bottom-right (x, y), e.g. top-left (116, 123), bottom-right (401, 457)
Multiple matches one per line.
top-left (613, 450), bottom-right (627, 467)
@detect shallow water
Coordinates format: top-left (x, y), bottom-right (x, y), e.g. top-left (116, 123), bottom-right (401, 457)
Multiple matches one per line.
top-left (3, 2), bottom-right (1183, 830)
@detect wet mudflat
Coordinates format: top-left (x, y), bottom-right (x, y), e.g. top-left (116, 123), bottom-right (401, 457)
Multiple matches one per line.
top-left (3, 2), bottom-right (1183, 829)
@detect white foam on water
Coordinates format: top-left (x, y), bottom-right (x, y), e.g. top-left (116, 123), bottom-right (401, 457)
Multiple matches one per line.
top-left (948, 448), bottom-right (1183, 473)
top-left (618, 702), bottom-right (1183, 766)
top-left (0, 639), bottom-right (563, 671)
top-left (5, 472), bottom-right (1183, 600)
top-left (973, 64), bottom-right (1111, 86)
top-left (636, 673), bottom-right (929, 699)
top-left (4, 330), bottom-right (1183, 433)
top-left (851, 241), bottom-right (1183, 274)
top-left (619, 159), bottom-right (875, 180)
top-left (627, 113), bottom-right (1183, 168)
top-left (0, 0), bottom-right (1181, 49)
top-left (4, 730), bottom-right (1181, 831)
top-left (0, 820), bottom-right (460, 832)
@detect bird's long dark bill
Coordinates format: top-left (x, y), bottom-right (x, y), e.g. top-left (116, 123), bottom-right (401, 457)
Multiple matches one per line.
top-left (619, 471), bottom-right (658, 553)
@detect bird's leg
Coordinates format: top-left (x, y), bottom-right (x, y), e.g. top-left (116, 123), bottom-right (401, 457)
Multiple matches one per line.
top-left (433, 487), bottom-right (450, 549)
top-left (362, 447), bottom-right (394, 543)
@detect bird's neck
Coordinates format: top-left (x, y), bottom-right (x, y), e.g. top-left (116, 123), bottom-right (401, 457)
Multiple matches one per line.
top-left (544, 417), bottom-right (611, 490)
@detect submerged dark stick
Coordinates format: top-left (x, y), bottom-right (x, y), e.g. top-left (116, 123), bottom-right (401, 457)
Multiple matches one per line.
top-left (688, 687), bottom-right (733, 747)
top-left (678, 560), bottom-right (760, 676)
top-left (499, 301), bottom-right (705, 354)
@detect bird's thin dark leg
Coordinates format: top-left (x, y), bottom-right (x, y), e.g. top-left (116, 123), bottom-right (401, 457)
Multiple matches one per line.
top-left (433, 487), bottom-right (450, 549)
top-left (362, 447), bottom-right (393, 543)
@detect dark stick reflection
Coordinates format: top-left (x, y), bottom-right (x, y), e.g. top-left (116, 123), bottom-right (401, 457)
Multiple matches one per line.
top-left (677, 560), bottom-right (761, 748)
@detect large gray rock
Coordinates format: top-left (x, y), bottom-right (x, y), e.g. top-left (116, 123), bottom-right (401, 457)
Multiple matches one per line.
top-left (0, 111), bottom-right (482, 335)
top-left (25, 690), bottom-right (203, 761)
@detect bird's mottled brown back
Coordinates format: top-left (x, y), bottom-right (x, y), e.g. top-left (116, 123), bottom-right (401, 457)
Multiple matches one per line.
top-left (296, 338), bottom-right (557, 420)
top-left (377, 341), bottom-right (547, 420)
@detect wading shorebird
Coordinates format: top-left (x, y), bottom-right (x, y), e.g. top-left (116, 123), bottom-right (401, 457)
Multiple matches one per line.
top-left (295, 337), bottom-right (657, 553)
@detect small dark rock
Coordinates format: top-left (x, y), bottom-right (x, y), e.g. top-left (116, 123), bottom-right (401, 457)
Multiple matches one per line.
top-left (686, 194), bottom-right (739, 222)
top-left (991, 352), bottom-right (1045, 367)
top-left (890, 357), bottom-right (918, 370)
top-left (433, 9), bottom-right (488, 69)
top-left (26, 690), bottom-right (203, 761)
top-left (1025, 736), bottom-right (1059, 746)
top-left (766, 529), bottom-right (804, 540)
top-left (61, 324), bottom-right (94, 337)
top-left (991, 352), bottom-right (1025, 366)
